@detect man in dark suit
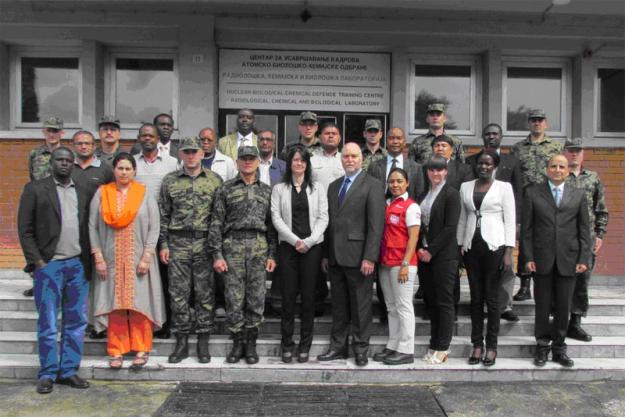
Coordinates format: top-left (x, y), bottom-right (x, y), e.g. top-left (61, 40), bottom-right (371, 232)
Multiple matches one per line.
top-left (17, 147), bottom-right (92, 394)
top-left (466, 123), bottom-right (522, 322)
top-left (522, 154), bottom-right (591, 368)
top-left (258, 129), bottom-right (286, 186)
top-left (430, 134), bottom-right (473, 190)
top-left (318, 142), bottom-right (385, 366)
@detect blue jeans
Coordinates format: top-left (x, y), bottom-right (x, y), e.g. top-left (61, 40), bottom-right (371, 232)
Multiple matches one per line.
top-left (33, 257), bottom-right (88, 380)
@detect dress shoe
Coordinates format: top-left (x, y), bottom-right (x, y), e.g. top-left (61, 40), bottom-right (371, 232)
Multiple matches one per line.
top-left (373, 348), bottom-right (395, 362)
top-left (297, 351), bottom-right (309, 363)
top-left (383, 352), bottom-right (414, 365)
top-left (36, 378), bottom-right (54, 394)
top-left (468, 346), bottom-right (483, 365)
top-left (355, 353), bottom-right (368, 366)
top-left (168, 334), bottom-right (189, 363)
top-left (552, 353), bottom-right (574, 368)
top-left (567, 314), bottom-right (592, 342)
top-left (281, 349), bottom-right (294, 363)
top-left (501, 310), bottom-right (520, 322)
top-left (56, 375), bottom-right (89, 389)
top-left (23, 287), bottom-right (34, 297)
top-left (482, 349), bottom-right (497, 367)
top-left (534, 350), bottom-right (548, 367)
top-left (317, 349), bottom-right (347, 361)
top-left (197, 333), bottom-right (211, 363)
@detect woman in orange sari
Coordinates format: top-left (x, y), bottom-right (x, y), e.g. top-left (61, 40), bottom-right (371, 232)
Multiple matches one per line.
top-left (89, 152), bottom-right (165, 369)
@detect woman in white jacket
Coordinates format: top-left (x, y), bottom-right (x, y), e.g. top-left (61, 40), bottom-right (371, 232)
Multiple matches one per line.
top-left (457, 149), bottom-right (515, 367)
top-left (271, 145), bottom-right (329, 363)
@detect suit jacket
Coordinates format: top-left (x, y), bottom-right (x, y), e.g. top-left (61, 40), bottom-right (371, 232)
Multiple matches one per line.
top-left (417, 184), bottom-right (461, 261)
top-left (218, 132), bottom-right (258, 161)
top-left (521, 183), bottom-right (591, 276)
top-left (367, 156), bottom-right (425, 200)
top-left (424, 159), bottom-right (474, 191)
top-left (269, 157), bottom-right (286, 187)
top-left (17, 176), bottom-right (92, 276)
top-left (466, 151), bottom-right (522, 220)
top-left (326, 172), bottom-right (385, 267)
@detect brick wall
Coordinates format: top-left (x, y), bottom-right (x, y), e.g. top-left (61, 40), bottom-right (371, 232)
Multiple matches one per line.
top-left (0, 139), bottom-right (623, 276)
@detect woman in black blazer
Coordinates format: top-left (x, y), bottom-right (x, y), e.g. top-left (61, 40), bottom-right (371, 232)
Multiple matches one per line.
top-left (417, 155), bottom-right (461, 364)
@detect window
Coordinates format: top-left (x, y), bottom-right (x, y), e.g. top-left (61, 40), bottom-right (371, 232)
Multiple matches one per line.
top-left (108, 53), bottom-right (177, 127)
top-left (410, 60), bottom-right (478, 135)
top-left (595, 68), bottom-right (625, 134)
top-left (502, 60), bottom-right (570, 135)
top-left (17, 56), bottom-right (80, 126)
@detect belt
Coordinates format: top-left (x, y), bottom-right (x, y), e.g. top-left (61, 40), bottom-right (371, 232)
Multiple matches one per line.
top-left (227, 230), bottom-right (264, 239)
top-left (169, 230), bottom-right (209, 239)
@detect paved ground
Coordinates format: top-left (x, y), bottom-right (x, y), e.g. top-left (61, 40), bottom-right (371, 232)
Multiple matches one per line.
top-left (0, 379), bottom-right (624, 417)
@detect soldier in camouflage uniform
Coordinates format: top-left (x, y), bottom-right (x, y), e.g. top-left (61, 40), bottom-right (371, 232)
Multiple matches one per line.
top-left (95, 116), bottom-right (123, 166)
top-left (280, 111), bottom-right (322, 160)
top-left (159, 137), bottom-right (223, 364)
top-left (408, 103), bottom-right (465, 165)
top-left (361, 119), bottom-right (387, 171)
top-left (208, 146), bottom-right (278, 365)
top-left (564, 137), bottom-right (609, 342)
top-left (510, 109), bottom-right (563, 301)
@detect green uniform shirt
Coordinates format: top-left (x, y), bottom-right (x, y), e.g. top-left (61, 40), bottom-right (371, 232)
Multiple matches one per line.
top-left (159, 168), bottom-right (223, 250)
top-left (28, 145), bottom-right (53, 181)
top-left (361, 146), bottom-right (387, 171)
top-left (510, 134), bottom-right (563, 188)
top-left (566, 168), bottom-right (609, 240)
top-left (408, 131), bottom-right (465, 165)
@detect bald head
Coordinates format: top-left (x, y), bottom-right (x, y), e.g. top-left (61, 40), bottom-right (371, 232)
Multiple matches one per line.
top-left (341, 142), bottom-right (362, 176)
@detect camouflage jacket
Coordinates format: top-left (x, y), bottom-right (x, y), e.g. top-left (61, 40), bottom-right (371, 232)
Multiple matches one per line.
top-left (95, 147), bottom-right (124, 166)
top-left (208, 175), bottom-right (278, 261)
top-left (159, 168), bottom-right (223, 249)
top-left (279, 139), bottom-right (322, 161)
top-left (510, 135), bottom-right (563, 188)
top-left (566, 169), bottom-right (609, 240)
top-left (408, 131), bottom-right (465, 165)
top-left (361, 146), bottom-right (387, 171)
top-left (28, 145), bottom-right (53, 181)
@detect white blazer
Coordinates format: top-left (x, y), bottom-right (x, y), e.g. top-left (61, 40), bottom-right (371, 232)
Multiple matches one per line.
top-left (210, 149), bottom-right (237, 182)
top-left (271, 181), bottom-right (329, 249)
top-left (457, 179), bottom-right (516, 251)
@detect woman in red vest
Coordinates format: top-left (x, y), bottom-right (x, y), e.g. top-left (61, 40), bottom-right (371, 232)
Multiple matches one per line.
top-left (374, 168), bottom-right (421, 365)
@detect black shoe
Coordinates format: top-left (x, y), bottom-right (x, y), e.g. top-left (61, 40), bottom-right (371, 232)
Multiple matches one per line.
top-left (567, 315), bottom-right (592, 342)
top-left (36, 378), bottom-right (53, 394)
top-left (197, 333), bottom-right (211, 363)
top-left (314, 308), bottom-right (324, 317)
top-left (501, 310), bottom-right (520, 322)
top-left (482, 349), bottom-right (497, 367)
top-left (297, 351), bottom-right (310, 363)
top-left (154, 327), bottom-right (171, 339)
top-left (468, 346), bottom-right (483, 365)
top-left (23, 287), bottom-right (34, 297)
top-left (383, 352), bottom-right (414, 365)
top-left (552, 353), bottom-right (574, 368)
top-left (513, 277), bottom-right (532, 301)
top-left (317, 349), bottom-right (347, 361)
top-left (168, 334), bottom-right (189, 363)
top-left (281, 348), bottom-right (294, 363)
top-left (226, 332), bottom-right (245, 363)
top-left (534, 350), bottom-right (548, 367)
top-left (373, 348), bottom-right (395, 362)
top-left (245, 328), bottom-right (259, 365)
top-left (56, 375), bottom-right (89, 389)
top-left (89, 329), bottom-right (107, 339)
top-left (355, 353), bottom-right (368, 367)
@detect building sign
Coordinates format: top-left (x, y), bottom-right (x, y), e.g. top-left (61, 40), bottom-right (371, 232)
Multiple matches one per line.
top-left (219, 49), bottom-right (390, 113)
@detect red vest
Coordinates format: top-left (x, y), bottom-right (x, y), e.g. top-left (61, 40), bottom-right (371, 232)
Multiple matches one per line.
top-left (379, 197), bottom-right (418, 267)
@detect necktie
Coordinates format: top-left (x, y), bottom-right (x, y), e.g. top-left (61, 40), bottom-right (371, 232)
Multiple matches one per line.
top-left (338, 178), bottom-right (351, 206)
top-left (390, 158), bottom-right (398, 173)
top-left (553, 187), bottom-right (561, 207)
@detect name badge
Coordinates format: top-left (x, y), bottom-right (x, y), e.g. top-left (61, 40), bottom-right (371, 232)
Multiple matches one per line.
top-left (389, 214), bottom-right (400, 225)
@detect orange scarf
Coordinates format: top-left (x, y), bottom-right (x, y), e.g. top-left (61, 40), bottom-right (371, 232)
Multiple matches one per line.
top-left (100, 181), bottom-right (146, 229)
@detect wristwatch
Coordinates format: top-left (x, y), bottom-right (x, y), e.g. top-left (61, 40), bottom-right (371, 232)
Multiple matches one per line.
top-left (401, 261), bottom-right (409, 267)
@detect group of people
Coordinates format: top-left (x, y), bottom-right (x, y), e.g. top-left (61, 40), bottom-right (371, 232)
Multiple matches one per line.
top-left (18, 104), bottom-right (608, 395)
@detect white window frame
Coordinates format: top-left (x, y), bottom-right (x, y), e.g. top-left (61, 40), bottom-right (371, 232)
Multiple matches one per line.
top-left (593, 60), bottom-right (625, 138)
top-left (105, 48), bottom-right (179, 131)
top-left (408, 55), bottom-right (480, 137)
top-left (502, 57), bottom-right (571, 138)
top-left (9, 47), bottom-right (83, 130)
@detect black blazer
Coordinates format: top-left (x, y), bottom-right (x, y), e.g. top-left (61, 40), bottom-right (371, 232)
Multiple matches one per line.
top-left (467, 151), bottom-right (522, 220)
top-left (521, 183), bottom-right (591, 276)
top-left (417, 184), bottom-right (461, 261)
top-left (326, 172), bottom-right (385, 268)
top-left (367, 157), bottom-right (425, 200)
top-left (424, 159), bottom-right (474, 191)
top-left (17, 176), bottom-right (92, 277)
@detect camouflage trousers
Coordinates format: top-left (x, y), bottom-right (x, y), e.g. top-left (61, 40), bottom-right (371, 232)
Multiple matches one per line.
top-left (222, 232), bottom-right (268, 334)
top-left (168, 235), bottom-right (215, 334)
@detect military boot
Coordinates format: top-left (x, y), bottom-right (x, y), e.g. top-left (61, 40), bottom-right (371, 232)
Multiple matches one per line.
top-left (197, 333), bottom-right (211, 363)
top-left (226, 331), bottom-right (245, 363)
top-left (567, 313), bottom-right (592, 342)
top-left (168, 334), bottom-right (189, 363)
top-left (245, 327), bottom-right (259, 365)
top-left (513, 276), bottom-right (532, 301)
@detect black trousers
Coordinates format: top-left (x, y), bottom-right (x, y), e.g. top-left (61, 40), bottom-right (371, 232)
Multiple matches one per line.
top-left (571, 255), bottom-right (594, 317)
top-left (463, 233), bottom-right (504, 350)
top-left (534, 268), bottom-right (576, 354)
top-left (328, 263), bottom-right (373, 355)
top-left (158, 257), bottom-right (171, 331)
top-left (279, 242), bottom-right (322, 351)
top-left (420, 258), bottom-right (458, 351)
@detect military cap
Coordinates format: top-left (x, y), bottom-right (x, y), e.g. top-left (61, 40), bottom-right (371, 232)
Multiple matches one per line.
top-left (300, 111), bottom-right (318, 123)
top-left (237, 145), bottom-right (259, 159)
top-left (426, 103), bottom-right (446, 113)
top-left (98, 115), bottom-right (121, 129)
top-left (527, 109), bottom-right (547, 120)
top-left (179, 137), bottom-right (202, 151)
top-left (364, 119), bottom-right (382, 131)
top-left (43, 117), bottom-right (63, 129)
top-left (564, 137), bottom-right (584, 149)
